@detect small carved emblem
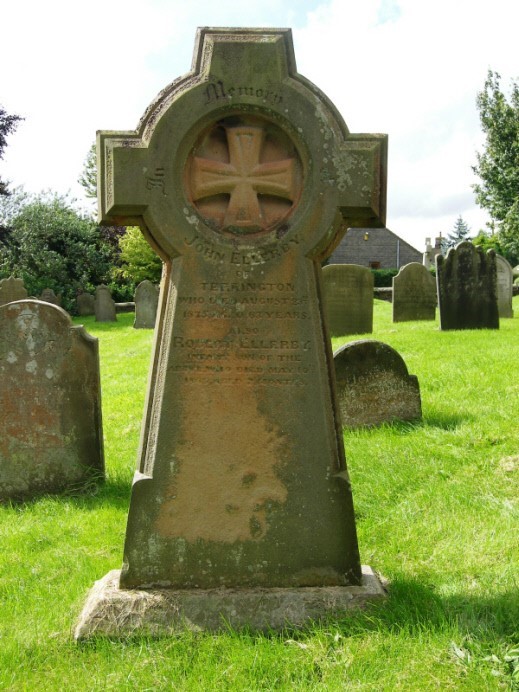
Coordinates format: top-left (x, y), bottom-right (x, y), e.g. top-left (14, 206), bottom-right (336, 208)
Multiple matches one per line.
top-left (186, 117), bottom-right (302, 235)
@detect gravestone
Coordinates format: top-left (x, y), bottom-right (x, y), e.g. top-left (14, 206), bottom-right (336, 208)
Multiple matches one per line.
top-left (495, 255), bottom-right (513, 318)
top-left (134, 280), bottom-right (159, 328)
top-left (436, 241), bottom-right (499, 330)
top-left (94, 284), bottom-right (117, 322)
top-left (0, 276), bottom-right (27, 306)
top-left (75, 27), bottom-right (388, 638)
top-left (322, 264), bottom-right (374, 336)
top-left (77, 291), bottom-right (95, 316)
top-left (39, 287), bottom-right (61, 306)
top-left (0, 300), bottom-right (104, 500)
top-left (392, 262), bottom-right (436, 322)
top-left (334, 340), bottom-right (421, 428)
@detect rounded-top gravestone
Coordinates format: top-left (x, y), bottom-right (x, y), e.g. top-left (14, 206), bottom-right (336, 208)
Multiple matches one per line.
top-left (0, 300), bottom-right (104, 500)
top-left (134, 280), bottom-right (159, 329)
top-left (94, 284), bottom-right (117, 322)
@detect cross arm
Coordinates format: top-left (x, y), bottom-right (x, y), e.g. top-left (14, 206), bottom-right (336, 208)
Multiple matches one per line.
top-left (335, 134), bottom-right (388, 229)
top-left (97, 132), bottom-right (150, 227)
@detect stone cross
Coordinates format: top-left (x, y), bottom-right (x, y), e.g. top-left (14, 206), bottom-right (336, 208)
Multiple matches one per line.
top-left (97, 29), bottom-right (387, 593)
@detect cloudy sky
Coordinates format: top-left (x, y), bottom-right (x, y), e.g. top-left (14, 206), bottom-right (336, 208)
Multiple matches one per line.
top-left (1, 0), bottom-right (518, 250)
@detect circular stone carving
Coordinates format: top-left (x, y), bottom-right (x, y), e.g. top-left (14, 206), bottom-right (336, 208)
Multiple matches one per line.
top-left (185, 115), bottom-right (303, 236)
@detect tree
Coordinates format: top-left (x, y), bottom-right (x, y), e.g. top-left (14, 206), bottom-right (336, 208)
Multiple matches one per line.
top-left (0, 105), bottom-right (23, 196)
top-left (0, 191), bottom-right (112, 313)
top-left (78, 143), bottom-right (97, 202)
top-left (442, 215), bottom-right (471, 252)
top-left (118, 226), bottom-right (163, 285)
top-left (472, 70), bottom-right (519, 262)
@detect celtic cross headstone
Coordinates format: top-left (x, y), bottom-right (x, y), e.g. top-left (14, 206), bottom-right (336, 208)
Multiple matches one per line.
top-left (76, 27), bottom-right (388, 637)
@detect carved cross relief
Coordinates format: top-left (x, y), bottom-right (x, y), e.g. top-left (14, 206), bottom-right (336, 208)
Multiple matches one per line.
top-left (186, 117), bottom-right (303, 234)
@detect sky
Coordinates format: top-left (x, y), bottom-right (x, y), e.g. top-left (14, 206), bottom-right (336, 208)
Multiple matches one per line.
top-left (1, 0), bottom-right (518, 251)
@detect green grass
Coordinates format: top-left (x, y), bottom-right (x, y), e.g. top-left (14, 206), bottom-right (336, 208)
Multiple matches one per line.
top-left (1, 305), bottom-right (518, 690)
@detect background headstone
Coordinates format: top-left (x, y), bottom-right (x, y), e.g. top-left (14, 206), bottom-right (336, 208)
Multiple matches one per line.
top-left (94, 284), bottom-right (117, 322)
top-left (322, 264), bottom-right (374, 336)
top-left (495, 254), bottom-right (513, 318)
top-left (134, 280), bottom-right (159, 329)
top-left (392, 262), bottom-right (436, 322)
top-left (0, 300), bottom-right (104, 500)
top-left (77, 291), bottom-right (95, 316)
top-left (436, 241), bottom-right (499, 330)
top-left (39, 287), bottom-right (62, 307)
top-left (334, 340), bottom-right (422, 428)
top-left (0, 277), bottom-right (27, 306)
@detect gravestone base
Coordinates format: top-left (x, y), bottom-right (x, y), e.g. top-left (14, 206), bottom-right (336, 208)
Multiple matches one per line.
top-left (74, 566), bottom-right (385, 640)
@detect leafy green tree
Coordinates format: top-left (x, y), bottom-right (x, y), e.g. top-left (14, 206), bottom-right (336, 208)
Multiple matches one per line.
top-left (0, 105), bottom-right (22, 196)
top-left (0, 191), bottom-right (112, 313)
top-left (442, 215), bottom-right (471, 252)
top-left (472, 229), bottom-right (505, 257)
top-left (472, 70), bottom-right (519, 262)
top-left (78, 143), bottom-right (97, 202)
top-left (118, 226), bottom-right (163, 285)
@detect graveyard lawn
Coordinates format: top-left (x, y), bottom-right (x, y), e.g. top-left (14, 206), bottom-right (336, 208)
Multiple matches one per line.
top-left (0, 304), bottom-right (517, 690)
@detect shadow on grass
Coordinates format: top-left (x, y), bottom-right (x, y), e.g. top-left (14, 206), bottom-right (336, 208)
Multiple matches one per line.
top-left (345, 412), bottom-right (474, 437)
top-left (303, 576), bottom-right (518, 641)
top-left (1, 476), bottom-right (132, 512)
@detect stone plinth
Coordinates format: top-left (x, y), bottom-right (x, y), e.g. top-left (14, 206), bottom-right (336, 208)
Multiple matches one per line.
top-left (74, 566), bottom-right (386, 639)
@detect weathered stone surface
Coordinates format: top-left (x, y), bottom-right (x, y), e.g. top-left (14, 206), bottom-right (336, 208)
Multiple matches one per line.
top-left (39, 288), bottom-right (61, 306)
top-left (77, 291), bottom-right (95, 316)
top-left (392, 262), bottom-right (436, 322)
top-left (436, 241), bottom-right (499, 330)
top-left (495, 254), bottom-right (513, 318)
top-left (134, 280), bottom-right (159, 329)
top-left (322, 264), bottom-right (374, 336)
top-left (74, 566), bottom-right (386, 639)
top-left (334, 340), bottom-right (421, 428)
top-left (0, 300), bottom-right (104, 500)
top-left (0, 276), bottom-right (27, 306)
top-left (78, 27), bottom-right (387, 633)
top-left (94, 284), bottom-right (117, 322)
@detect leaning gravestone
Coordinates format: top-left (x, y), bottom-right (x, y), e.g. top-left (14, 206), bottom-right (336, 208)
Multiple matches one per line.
top-left (75, 27), bottom-right (388, 638)
top-left (334, 340), bottom-right (422, 428)
top-left (77, 291), bottom-right (95, 316)
top-left (134, 280), bottom-right (159, 329)
top-left (436, 241), bottom-right (499, 330)
top-left (322, 264), bottom-right (374, 336)
top-left (392, 262), bottom-right (436, 322)
top-left (495, 254), bottom-right (513, 318)
top-left (94, 284), bottom-right (117, 322)
top-left (0, 276), bottom-right (28, 306)
top-left (0, 300), bottom-right (104, 500)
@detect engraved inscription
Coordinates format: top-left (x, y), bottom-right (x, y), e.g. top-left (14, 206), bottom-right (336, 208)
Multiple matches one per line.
top-left (146, 167), bottom-right (166, 194)
top-left (203, 80), bottom-right (283, 105)
top-left (185, 116), bottom-right (303, 235)
top-left (173, 279), bottom-right (311, 387)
